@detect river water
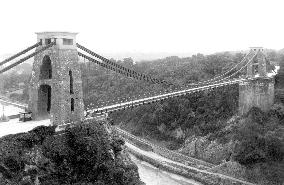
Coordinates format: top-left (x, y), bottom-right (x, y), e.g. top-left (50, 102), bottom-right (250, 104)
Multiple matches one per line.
top-left (130, 154), bottom-right (202, 185)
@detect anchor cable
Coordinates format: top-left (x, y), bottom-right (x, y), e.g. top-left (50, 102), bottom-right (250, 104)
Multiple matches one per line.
top-left (77, 43), bottom-right (174, 87)
top-left (0, 42), bottom-right (55, 74)
top-left (0, 41), bottom-right (42, 67)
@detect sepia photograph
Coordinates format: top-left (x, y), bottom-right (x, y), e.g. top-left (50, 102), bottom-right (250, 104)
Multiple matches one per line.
top-left (0, 0), bottom-right (283, 184)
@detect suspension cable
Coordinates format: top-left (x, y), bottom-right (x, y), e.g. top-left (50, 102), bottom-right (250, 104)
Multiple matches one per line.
top-left (190, 50), bottom-right (257, 86)
top-left (99, 52), bottom-right (257, 112)
top-left (196, 50), bottom-right (254, 84)
top-left (77, 43), bottom-right (174, 86)
top-left (78, 52), bottom-right (141, 82)
top-left (78, 52), bottom-right (174, 108)
top-left (88, 77), bottom-right (247, 115)
top-left (78, 52), bottom-right (174, 87)
top-left (206, 50), bottom-right (259, 84)
top-left (188, 51), bottom-right (255, 87)
top-left (82, 51), bottom-right (256, 110)
top-left (0, 42), bottom-right (55, 74)
top-left (79, 44), bottom-right (257, 110)
top-left (0, 41), bottom-right (42, 67)
top-left (78, 43), bottom-right (257, 89)
top-left (91, 51), bottom-right (257, 112)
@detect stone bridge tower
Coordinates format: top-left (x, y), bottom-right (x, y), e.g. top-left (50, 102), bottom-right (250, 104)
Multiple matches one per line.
top-left (239, 47), bottom-right (274, 115)
top-left (28, 32), bottom-right (84, 125)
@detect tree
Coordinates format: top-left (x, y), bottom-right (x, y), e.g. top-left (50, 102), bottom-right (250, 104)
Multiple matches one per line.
top-left (122, 58), bottom-right (134, 67)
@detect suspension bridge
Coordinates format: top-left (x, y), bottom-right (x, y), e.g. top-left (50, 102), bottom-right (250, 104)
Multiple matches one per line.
top-left (0, 31), bottom-right (276, 125)
top-left (0, 31), bottom-right (275, 185)
top-left (0, 32), bottom-right (276, 131)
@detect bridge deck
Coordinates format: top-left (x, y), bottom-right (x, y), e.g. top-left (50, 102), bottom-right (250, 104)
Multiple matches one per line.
top-left (89, 77), bottom-right (248, 115)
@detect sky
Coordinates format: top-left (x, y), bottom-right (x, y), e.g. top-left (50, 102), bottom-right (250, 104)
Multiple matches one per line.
top-left (0, 0), bottom-right (284, 60)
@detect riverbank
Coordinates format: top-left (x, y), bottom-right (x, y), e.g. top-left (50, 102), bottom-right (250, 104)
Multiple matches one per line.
top-left (130, 154), bottom-right (201, 185)
top-left (125, 141), bottom-right (256, 185)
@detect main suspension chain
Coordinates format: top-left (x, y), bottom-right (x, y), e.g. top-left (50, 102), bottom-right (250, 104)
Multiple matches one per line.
top-left (0, 41), bottom-right (42, 67)
top-left (77, 43), bottom-right (174, 87)
top-left (0, 42), bottom-right (55, 74)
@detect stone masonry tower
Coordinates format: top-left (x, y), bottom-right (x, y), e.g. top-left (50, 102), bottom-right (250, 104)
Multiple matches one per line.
top-left (28, 32), bottom-right (84, 125)
top-left (239, 47), bottom-right (274, 115)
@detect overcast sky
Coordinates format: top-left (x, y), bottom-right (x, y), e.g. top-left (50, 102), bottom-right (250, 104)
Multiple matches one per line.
top-left (0, 0), bottom-right (284, 60)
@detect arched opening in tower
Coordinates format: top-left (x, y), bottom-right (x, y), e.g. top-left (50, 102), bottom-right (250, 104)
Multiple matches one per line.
top-left (40, 55), bottom-right (52, 79)
top-left (38, 84), bottom-right (51, 117)
top-left (252, 57), bottom-right (259, 75)
top-left (69, 70), bottom-right (74, 94)
top-left (71, 98), bottom-right (74, 112)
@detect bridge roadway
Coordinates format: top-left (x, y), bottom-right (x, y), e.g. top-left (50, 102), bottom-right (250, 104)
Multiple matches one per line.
top-left (88, 77), bottom-right (251, 115)
top-left (0, 76), bottom-right (255, 117)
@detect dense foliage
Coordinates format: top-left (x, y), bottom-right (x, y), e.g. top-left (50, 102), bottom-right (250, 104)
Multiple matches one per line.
top-left (112, 84), bottom-right (238, 140)
top-left (232, 107), bottom-right (283, 162)
top-left (80, 52), bottom-right (244, 144)
top-left (0, 121), bottom-right (143, 185)
top-left (229, 106), bottom-right (284, 184)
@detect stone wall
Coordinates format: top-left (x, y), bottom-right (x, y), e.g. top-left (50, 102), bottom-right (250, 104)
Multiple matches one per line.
top-left (277, 61), bottom-right (284, 88)
top-left (28, 45), bottom-right (84, 125)
top-left (239, 78), bottom-right (274, 115)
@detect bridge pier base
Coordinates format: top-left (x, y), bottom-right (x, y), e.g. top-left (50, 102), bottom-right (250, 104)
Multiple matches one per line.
top-left (239, 77), bottom-right (274, 115)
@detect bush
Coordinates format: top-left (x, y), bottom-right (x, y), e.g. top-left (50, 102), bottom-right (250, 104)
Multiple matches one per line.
top-left (232, 126), bottom-right (284, 166)
top-left (0, 123), bottom-right (143, 184)
top-left (41, 121), bottom-right (143, 184)
top-left (111, 136), bottom-right (125, 155)
top-left (268, 103), bottom-right (284, 123)
top-left (245, 107), bottom-right (268, 125)
top-left (232, 107), bottom-right (284, 166)
top-left (233, 137), bottom-right (267, 165)
top-left (264, 132), bottom-right (284, 162)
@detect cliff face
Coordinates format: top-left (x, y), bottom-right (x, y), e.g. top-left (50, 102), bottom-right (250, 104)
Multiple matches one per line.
top-left (179, 135), bottom-right (233, 165)
top-left (179, 105), bottom-right (284, 185)
top-left (0, 120), bottom-right (144, 185)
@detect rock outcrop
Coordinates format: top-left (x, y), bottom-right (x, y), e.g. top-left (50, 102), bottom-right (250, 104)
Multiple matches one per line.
top-left (0, 120), bottom-right (144, 185)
